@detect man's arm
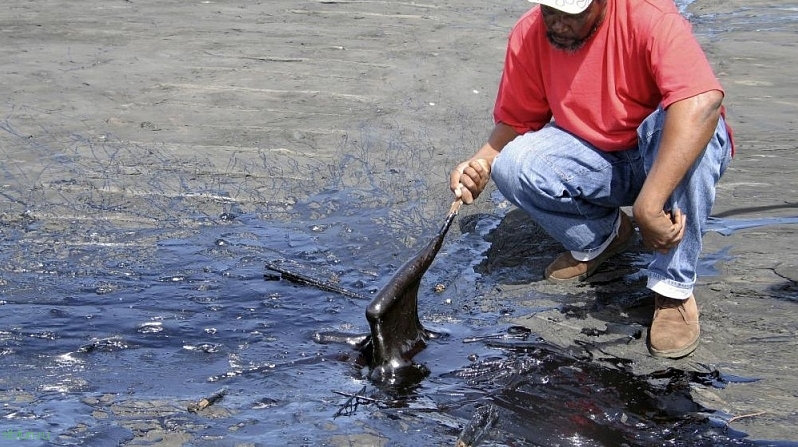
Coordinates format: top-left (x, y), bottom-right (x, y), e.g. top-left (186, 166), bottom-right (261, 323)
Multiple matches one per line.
top-left (633, 89), bottom-right (724, 252)
top-left (450, 122), bottom-right (520, 204)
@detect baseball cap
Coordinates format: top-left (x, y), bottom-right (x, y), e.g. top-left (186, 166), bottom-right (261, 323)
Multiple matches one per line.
top-left (528, 0), bottom-right (593, 14)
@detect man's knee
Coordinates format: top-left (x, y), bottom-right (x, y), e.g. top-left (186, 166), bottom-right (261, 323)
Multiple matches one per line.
top-left (492, 137), bottom-right (542, 195)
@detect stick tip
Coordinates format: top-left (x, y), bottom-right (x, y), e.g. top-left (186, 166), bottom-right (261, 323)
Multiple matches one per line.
top-left (449, 199), bottom-right (463, 216)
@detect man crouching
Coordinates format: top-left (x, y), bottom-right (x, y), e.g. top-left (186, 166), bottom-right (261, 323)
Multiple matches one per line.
top-left (450, 0), bottom-right (734, 358)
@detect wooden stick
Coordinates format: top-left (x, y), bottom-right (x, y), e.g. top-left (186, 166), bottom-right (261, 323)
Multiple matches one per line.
top-left (264, 261), bottom-right (368, 300)
top-left (332, 389), bottom-right (380, 403)
top-left (449, 199), bottom-right (463, 217)
top-left (728, 411), bottom-right (767, 424)
top-left (187, 387), bottom-right (228, 413)
top-left (333, 386), bottom-right (368, 418)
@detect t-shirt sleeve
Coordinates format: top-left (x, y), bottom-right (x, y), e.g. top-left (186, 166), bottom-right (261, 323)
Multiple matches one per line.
top-left (647, 12), bottom-right (724, 108)
top-left (493, 19), bottom-right (553, 133)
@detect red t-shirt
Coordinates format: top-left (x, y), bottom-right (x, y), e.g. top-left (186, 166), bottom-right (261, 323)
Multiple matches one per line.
top-left (494, 0), bottom-right (730, 152)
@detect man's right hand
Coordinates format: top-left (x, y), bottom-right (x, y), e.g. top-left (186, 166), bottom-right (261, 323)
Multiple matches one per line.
top-left (450, 122), bottom-right (518, 204)
top-left (450, 158), bottom-right (491, 204)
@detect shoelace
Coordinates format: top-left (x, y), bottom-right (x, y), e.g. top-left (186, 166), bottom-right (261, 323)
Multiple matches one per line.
top-left (655, 296), bottom-right (683, 309)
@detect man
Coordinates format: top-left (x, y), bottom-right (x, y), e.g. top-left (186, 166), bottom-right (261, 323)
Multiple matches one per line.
top-left (449, 0), bottom-right (733, 358)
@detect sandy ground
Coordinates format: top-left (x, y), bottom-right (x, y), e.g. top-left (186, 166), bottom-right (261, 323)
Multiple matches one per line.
top-left (1, 0), bottom-right (797, 443)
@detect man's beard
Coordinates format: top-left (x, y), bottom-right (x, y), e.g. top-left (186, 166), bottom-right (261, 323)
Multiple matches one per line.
top-left (546, 16), bottom-right (604, 53)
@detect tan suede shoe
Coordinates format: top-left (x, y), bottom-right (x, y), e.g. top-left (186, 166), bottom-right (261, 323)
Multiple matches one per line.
top-left (545, 212), bottom-right (634, 282)
top-left (648, 294), bottom-right (700, 359)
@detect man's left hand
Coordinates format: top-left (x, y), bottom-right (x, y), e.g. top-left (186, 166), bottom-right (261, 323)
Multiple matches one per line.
top-left (636, 208), bottom-right (686, 254)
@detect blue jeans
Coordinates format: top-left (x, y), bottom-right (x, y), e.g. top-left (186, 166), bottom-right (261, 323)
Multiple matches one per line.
top-left (491, 108), bottom-right (732, 298)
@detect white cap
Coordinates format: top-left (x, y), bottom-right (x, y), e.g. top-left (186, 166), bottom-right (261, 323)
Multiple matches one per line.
top-left (528, 0), bottom-right (593, 14)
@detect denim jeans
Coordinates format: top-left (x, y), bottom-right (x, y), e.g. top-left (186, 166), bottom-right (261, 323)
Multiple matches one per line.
top-left (491, 107), bottom-right (732, 298)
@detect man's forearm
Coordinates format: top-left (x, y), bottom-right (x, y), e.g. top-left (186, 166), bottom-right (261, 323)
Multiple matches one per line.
top-left (472, 122), bottom-right (520, 165)
top-left (634, 90), bottom-right (724, 217)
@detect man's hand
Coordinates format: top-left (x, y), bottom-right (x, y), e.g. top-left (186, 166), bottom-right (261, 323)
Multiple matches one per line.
top-left (635, 208), bottom-right (686, 253)
top-left (450, 158), bottom-right (491, 204)
top-left (450, 122), bottom-right (518, 204)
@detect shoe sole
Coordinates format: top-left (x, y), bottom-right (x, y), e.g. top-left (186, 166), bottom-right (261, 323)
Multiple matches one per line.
top-left (648, 336), bottom-right (700, 359)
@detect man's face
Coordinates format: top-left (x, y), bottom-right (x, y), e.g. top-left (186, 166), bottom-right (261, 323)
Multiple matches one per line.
top-left (541, 0), bottom-right (606, 52)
